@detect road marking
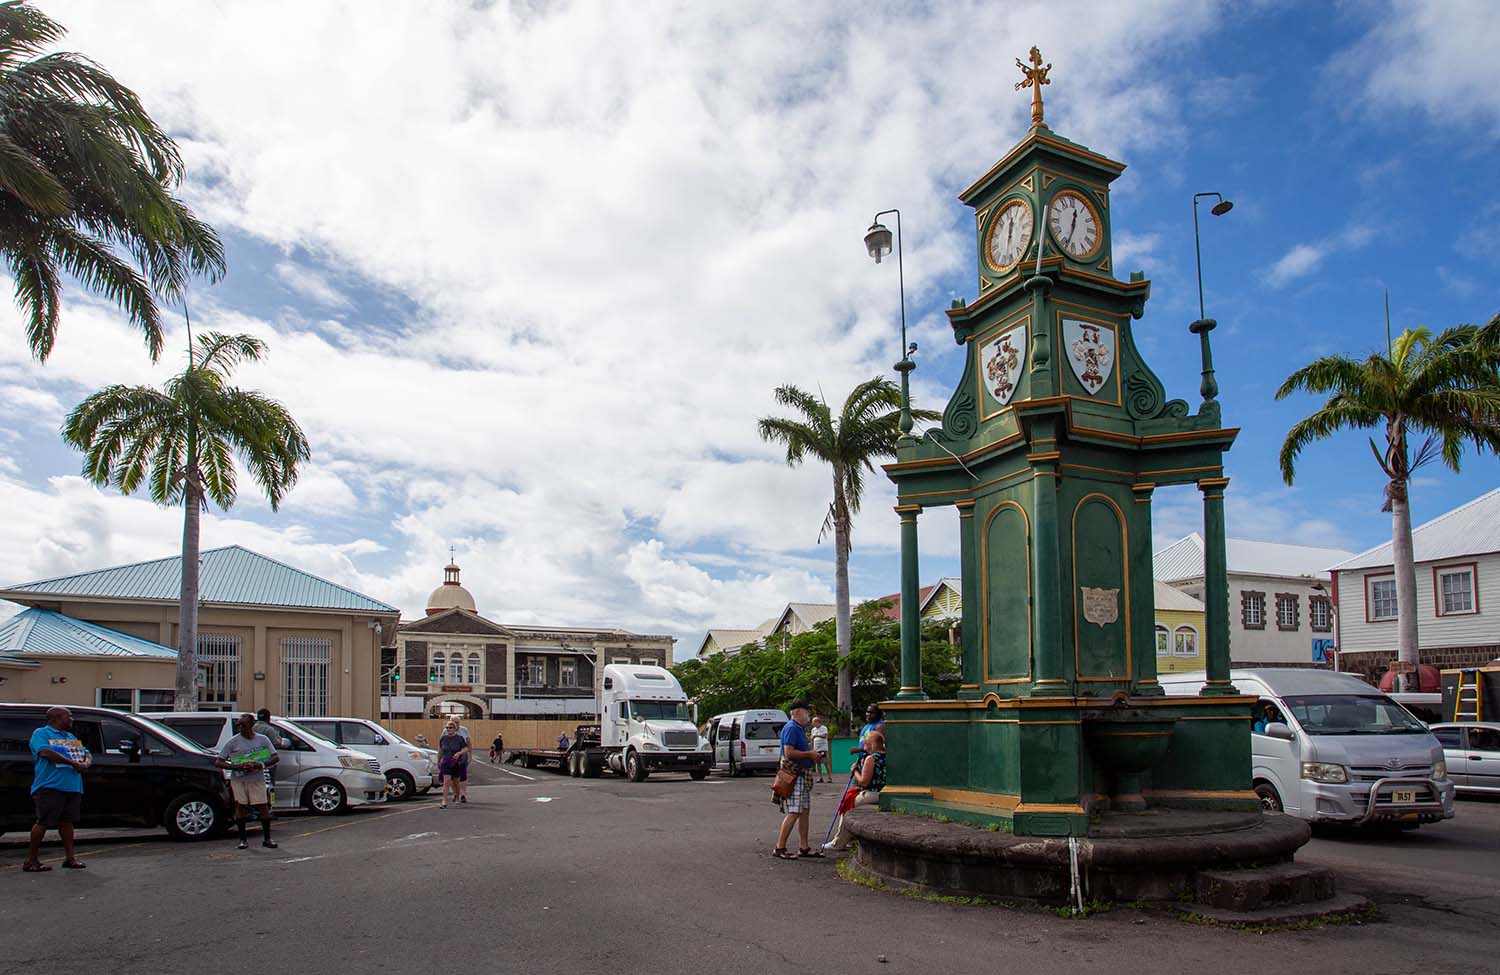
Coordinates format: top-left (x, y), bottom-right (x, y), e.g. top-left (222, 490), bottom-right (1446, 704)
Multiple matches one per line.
top-left (398, 831), bottom-right (438, 841)
top-left (500, 767), bottom-right (537, 781)
top-left (534, 797), bottom-right (555, 803)
top-left (279, 855), bottom-right (323, 864)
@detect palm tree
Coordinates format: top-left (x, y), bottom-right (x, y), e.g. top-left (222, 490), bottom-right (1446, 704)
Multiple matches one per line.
top-left (62, 332), bottom-right (310, 709)
top-left (1276, 317), bottom-right (1500, 690)
top-left (0, 1), bottom-right (224, 361)
top-left (758, 377), bottom-right (939, 725)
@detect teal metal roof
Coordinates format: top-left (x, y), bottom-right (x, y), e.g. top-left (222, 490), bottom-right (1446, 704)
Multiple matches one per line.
top-left (0, 609), bottom-right (179, 659)
top-left (0, 545), bottom-right (398, 615)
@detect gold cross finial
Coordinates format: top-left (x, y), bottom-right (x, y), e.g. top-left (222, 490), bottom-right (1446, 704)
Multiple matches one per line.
top-left (1015, 45), bottom-right (1052, 128)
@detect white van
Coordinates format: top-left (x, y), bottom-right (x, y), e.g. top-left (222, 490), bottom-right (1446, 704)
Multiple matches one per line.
top-left (708, 709), bottom-right (790, 775)
top-left (1159, 669), bottom-right (1456, 828)
top-left (296, 717), bottom-right (439, 801)
top-left (152, 712), bottom-right (388, 815)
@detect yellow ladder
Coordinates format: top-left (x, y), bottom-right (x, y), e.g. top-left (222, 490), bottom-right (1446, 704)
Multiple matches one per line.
top-left (1453, 670), bottom-right (1480, 721)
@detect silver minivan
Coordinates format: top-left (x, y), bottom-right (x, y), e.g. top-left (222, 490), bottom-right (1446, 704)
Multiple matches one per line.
top-left (296, 717), bottom-right (439, 800)
top-left (152, 712), bottom-right (388, 815)
top-left (1160, 669), bottom-right (1456, 828)
top-left (708, 709), bottom-right (789, 775)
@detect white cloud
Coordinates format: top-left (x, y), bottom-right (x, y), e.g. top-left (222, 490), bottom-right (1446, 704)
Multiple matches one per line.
top-left (1332, 0), bottom-right (1500, 139)
top-left (1262, 224), bottom-right (1374, 288)
top-left (4, 2), bottom-right (1233, 652)
top-left (273, 261), bottom-right (352, 311)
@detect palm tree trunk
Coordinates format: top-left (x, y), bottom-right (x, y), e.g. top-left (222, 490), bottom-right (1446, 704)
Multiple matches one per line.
top-left (175, 476), bottom-right (202, 711)
top-left (1389, 476), bottom-right (1420, 692)
top-left (832, 471), bottom-right (853, 730)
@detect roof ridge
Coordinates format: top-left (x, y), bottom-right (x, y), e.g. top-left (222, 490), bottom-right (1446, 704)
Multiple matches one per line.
top-left (208, 547), bottom-right (398, 614)
top-left (3, 548), bottom-right (183, 591)
top-left (1333, 486), bottom-right (1500, 568)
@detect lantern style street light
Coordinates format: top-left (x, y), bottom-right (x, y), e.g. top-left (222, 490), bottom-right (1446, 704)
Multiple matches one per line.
top-left (865, 210), bottom-right (915, 438)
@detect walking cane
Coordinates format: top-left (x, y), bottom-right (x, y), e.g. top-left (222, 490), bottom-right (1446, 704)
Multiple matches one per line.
top-left (822, 767), bottom-right (860, 846)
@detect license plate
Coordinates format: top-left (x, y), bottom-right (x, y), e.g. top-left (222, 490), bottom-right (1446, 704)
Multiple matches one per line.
top-left (761, 746), bottom-right (777, 753)
top-left (1392, 790), bottom-right (1416, 804)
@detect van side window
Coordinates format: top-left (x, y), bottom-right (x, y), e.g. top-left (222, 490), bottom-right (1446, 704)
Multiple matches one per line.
top-left (1470, 728), bottom-right (1500, 752)
top-left (340, 721), bottom-right (381, 746)
top-left (1431, 727), bottom-right (1462, 748)
top-left (730, 722), bottom-right (741, 740)
top-left (277, 730), bottom-right (315, 752)
top-left (0, 716), bottom-right (35, 752)
top-left (161, 718), bottom-right (227, 749)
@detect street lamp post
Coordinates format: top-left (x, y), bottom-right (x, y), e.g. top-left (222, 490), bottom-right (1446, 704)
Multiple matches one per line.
top-left (1189, 192), bottom-right (1233, 405)
top-left (864, 209), bottom-right (916, 439)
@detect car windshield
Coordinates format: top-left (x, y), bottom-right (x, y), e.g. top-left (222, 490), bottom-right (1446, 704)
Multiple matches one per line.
top-left (630, 700), bottom-right (692, 722)
top-left (140, 717), bottom-right (216, 755)
top-left (1281, 694), bottom-right (1428, 735)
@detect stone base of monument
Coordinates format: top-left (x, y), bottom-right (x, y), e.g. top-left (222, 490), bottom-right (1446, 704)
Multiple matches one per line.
top-left (843, 806), bottom-right (1357, 917)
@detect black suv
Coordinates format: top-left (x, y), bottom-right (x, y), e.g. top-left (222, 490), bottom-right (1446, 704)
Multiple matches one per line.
top-left (1, 704), bottom-right (233, 841)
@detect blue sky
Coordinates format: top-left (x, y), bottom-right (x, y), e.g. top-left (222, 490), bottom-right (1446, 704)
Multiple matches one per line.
top-left (0, 1), bottom-right (1496, 659)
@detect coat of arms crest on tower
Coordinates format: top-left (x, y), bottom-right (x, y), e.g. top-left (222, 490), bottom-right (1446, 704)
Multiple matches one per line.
top-left (1081, 586), bottom-right (1120, 627)
top-left (1063, 318), bottom-right (1115, 396)
top-left (981, 323), bottom-right (1026, 406)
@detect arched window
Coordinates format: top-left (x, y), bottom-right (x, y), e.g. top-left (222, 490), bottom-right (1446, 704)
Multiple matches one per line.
top-left (1173, 625), bottom-right (1199, 658)
top-left (448, 652), bottom-right (465, 683)
top-left (466, 653), bottom-right (481, 684)
top-left (1154, 625), bottom-right (1170, 657)
top-left (430, 652), bottom-right (445, 683)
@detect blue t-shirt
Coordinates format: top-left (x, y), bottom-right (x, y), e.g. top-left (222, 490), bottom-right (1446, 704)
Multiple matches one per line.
top-left (780, 720), bottom-right (813, 769)
top-left (31, 725), bottom-right (88, 794)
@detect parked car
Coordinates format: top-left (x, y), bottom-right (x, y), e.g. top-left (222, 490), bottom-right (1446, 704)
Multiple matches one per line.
top-left (1429, 723), bottom-right (1500, 795)
top-left (1, 703), bottom-right (233, 841)
top-left (1160, 668), bottom-right (1456, 828)
top-left (708, 709), bottom-right (789, 776)
top-left (151, 712), bottom-right (386, 815)
top-left (295, 716), bottom-right (438, 800)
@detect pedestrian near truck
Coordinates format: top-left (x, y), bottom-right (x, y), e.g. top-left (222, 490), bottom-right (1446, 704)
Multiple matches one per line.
top-left (22, 706), bottom-right (90, 873)
top-left (810, 716), bottom-right (831, 782)
top-left (772, 700), bottom-right (823, 860)
top-left (438, 719), bottom-right (470, 808)
top-left (490, 732), bottom-right (504, 764)
top-left (215, 713), bottom-right (280, 850)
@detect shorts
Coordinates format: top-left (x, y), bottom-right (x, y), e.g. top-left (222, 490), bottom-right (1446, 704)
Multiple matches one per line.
top-left (32, 788), bottom-right (82, 828)
top-left (230, 776), bottom-right (270, 806)
top-left (780, 768), bottom-right (813, 814)
top-left (440, 761), bottom-right (468, 782)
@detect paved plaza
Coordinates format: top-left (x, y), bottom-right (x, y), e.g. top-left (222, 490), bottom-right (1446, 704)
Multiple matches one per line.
top-left (2, 760), bottom-right (1496, 975)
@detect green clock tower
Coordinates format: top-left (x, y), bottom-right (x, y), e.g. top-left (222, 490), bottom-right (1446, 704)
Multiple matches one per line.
top-left (878, 49), bottom-right (1257, 836)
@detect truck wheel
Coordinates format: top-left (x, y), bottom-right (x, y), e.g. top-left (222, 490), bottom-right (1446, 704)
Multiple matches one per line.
top-left (385, 770), bottom-right (415, 801)
top-left (583, 754), bottom-right (604, 778)
top-left (1253, 782), bottom-right (1283, 813)
top-left (569, 752), bottom-right (582, 777)
top-left (626, 749), bottom-right (649, 782)
top-left (164, 794), bottom-right (222, 841)
top-left (690, 769), bottom-right (708, 781)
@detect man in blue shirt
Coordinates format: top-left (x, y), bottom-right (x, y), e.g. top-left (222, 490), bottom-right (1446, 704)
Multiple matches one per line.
top-left (23, 706), bottom-right (91, 873)
top-left (773, 700), bottom-right (822, 859)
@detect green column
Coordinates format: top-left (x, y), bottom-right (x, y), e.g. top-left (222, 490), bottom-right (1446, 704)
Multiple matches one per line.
top-left (1132, 483), bottom-right (1163, 696)
top-left (1030, 457), bottom-right (1071, 697)
top-left (895, 504), bottom-right (927, 701)
top-left (1199, 477), bottom-right (1239, 696)
top-left (956, 499), bottom-right (980, 698)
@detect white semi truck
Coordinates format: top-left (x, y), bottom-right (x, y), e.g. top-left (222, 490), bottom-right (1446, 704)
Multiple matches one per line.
top-left (509, 664), bottom-right (711, 781)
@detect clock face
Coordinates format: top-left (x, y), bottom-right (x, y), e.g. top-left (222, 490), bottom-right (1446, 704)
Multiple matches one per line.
top-left (985, 198), bottom-right (1033, 273)
top-left (1048, 189), bottom-right (1102, 260)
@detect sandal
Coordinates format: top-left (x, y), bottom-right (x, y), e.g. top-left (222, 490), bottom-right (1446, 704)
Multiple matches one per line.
top-left (771, 848), bottom-right (796, 860)
top-left (798, 848), bottom-right (825, 858)
top-left (62, 859), bottom-right (86, 869)
top-left (22, 862), bottom-right (51, 872)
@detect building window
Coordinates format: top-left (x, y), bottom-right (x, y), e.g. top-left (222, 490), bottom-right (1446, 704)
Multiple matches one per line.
top-left (1309, 595), bottom-right (1332, 632)
top-left (466, 652), bottom-right (481, 684)
top-left (281, 636), bottom-right (331, 716)
top-left (430, 652), bottom-right (445, 684)
top-left (1275, 593), bottom-right (1300, 631)
top-left (639, 657), bottom-right (659, 667)
top-left (197, 632), bottom-right (241, 710)
top-left (1367, 576), bottom-right (1398, 621)
top-left (560, 659), bottom-right (577, 686)
top-left (1173, 626), bottom-right (1199, 657)
top-left (98, 687), bottom-right (134, 712)
top-left (1435, 565), bottom-right (1478, 616)
top-left (137, 689), bottom-right (174, 713)
top-left (1241, 591), bottom-right (1266, 629)
top-left (612, 656), bottom-right (631, 665)
top-left (447, 653), bottom-right (464, 684)
top-left (525, 657), bottom-right (545, 686)
top-left (1154, 625), bottom-right (1170, 657)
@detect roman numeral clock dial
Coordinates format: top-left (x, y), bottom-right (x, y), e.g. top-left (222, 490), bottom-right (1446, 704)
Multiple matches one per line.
top-left (1047, 189), bottom-right (1102, 261)
top-left (984, 198), bottom-right (1033, 273)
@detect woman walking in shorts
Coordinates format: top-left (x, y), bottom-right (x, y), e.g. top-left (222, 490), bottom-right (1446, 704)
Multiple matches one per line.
top-left (437, 720), bottom-right (469, 808)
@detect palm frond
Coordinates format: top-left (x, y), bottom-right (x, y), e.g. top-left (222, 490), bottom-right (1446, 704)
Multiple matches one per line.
top-left (0, 131), bottom-right (69, 214)
top-left (1279, 399), bottom-right (1381, 484)
top-left (46, 223), bottom-right (161, 358)
top-left (193, 332), bottom-right (267, 375)
top-left (7, 246), bottom-right (60, 360)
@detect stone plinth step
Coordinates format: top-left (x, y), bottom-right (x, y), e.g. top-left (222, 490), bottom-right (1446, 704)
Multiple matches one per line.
top-left (1175, 892), bottom-right (1372, 927)
top-left (1194, 862), bottom-right (1336, 911)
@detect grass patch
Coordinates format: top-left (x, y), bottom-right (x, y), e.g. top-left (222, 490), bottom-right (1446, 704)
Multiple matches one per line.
top-left (1175, 903), bottom-right (1378, 933)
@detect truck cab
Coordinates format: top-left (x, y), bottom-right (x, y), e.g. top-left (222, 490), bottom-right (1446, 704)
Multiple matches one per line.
top-left (600, 664), bottom-right (711, 781)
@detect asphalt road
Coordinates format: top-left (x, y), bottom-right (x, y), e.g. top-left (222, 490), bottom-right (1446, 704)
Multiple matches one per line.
top-left (2, 760), bottom-right (1496, 975)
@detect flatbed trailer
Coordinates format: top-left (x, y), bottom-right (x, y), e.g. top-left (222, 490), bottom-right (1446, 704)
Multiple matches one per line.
top-left (509, 724), bottom-right (608, 777)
